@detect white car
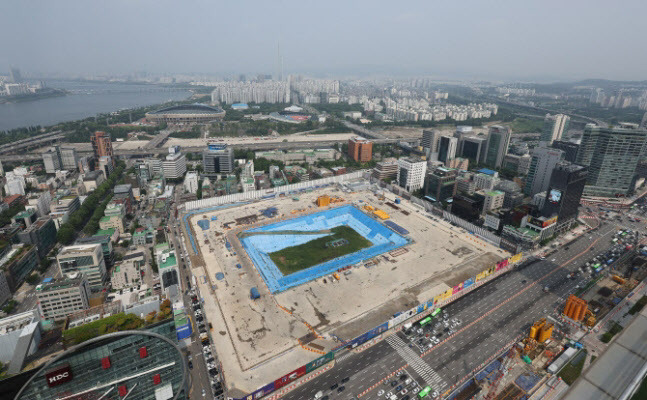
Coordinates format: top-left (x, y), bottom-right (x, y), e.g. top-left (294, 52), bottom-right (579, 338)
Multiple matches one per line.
top-left (377, 390), bottom-right (385, 396)
top-left (432, 391), bottom-right (439, 398)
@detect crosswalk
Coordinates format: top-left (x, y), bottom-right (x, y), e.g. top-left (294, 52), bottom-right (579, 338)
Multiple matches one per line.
top-left (335, 351), bottom-right (353, 364)
top-left (386, 335), bottom-right (447, 392)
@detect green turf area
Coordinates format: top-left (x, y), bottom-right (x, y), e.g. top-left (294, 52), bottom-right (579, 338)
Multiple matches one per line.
top-left (558, 350), bottom-right (587, 385)
top-left (269, 225), bottom-right (372, 275)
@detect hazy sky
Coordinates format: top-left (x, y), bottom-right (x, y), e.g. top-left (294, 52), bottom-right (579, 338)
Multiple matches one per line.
top-left (2, 0), bottom-right (646, 81)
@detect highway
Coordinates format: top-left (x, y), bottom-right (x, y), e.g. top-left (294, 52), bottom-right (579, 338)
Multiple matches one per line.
top-left (281, 221), bottom-right (620, 400)
top-left (0, 138), bottom-right (402, 162)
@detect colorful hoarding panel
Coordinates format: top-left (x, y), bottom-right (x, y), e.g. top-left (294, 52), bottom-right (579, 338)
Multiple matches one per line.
top-left (274, 365), bottom-right (306, 390)
top-left (305, 352), bottom-right (334, 373)
top-left (463, 277), bottom-right (474, 289)
top-left (434, 295), bottom-right (443, 305)
top-left (243, 382), bottom-right (275, 400)
top-left (488, 266), bottom-right (496, 274)
top-left (417, 303), bottom-right (428, 314)
top-left (452, 283), bottom-right (463, 295)
top-left (345, 322), bottom-right (389, 349)
top-left (496, 259), bottom-right (509, 271)
top-left (509, 253), bottom-right (523, 263)
top-left (444, 288), bottom-right (453, 298)
top-left (388, 306), bottom-right (419, 329)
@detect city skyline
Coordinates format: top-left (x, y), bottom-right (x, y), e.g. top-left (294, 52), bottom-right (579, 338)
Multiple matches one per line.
top-left (1, 0), bottom-right (647, 81)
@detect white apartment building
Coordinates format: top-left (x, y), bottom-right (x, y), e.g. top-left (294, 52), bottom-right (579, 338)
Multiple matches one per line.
top-left (162, 146), bottom-right (187, 179)
top-left (396, 157), bottom-right (427, 192)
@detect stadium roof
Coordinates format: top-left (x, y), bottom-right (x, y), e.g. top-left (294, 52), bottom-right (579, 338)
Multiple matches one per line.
top-left (147, 103), bottom-right (224, 115)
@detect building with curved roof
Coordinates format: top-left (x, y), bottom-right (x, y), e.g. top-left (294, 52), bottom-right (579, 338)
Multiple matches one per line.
top-left (145, 104), bottom-right (225, 124)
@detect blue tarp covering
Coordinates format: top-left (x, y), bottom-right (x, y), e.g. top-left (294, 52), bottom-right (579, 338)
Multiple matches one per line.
top-left (515, 373), bottom-right (541, 392)
top-left (197, 219), bottom-right (210, 231)
top-left (250, 287), bottom-right (260, 299)
top-left (384, 220), bottom-right (409, 235)
top-left (216, 272), bottom-right (224, 280)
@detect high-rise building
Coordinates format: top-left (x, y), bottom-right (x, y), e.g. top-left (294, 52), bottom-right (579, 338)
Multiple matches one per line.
top-left (540, 114), bottom-right (570, 144)
top-left (91, 131), bottom-right (115, 168)
top-left (396, 157), bottom-right (427, 192)
top-left (550, 140), bottom-right (580, 163)
top-left (203, 143), bottom-right (234, 177)
top-left (17, 217), bottom-right (57, 260)
top-left (437, 136), bottom-right (458, 163)
top-left (484, 125), bottom-right (511, 168)
top-left (524, 144), bottom-right (564, 196)
top-left (9, 67), bottom-right (22, 83)
top-left (450, 194), bottom-right (483, 222)
top-left (460, 137), bottom-right (487, 164)
top-left (0, 244), bottom-right (39, 293)
top-left (424, 167), bottom-right (457, 203)
top-left (36, 273), bottom-right (90, 320)
top-left (372, 160), bottom-right (399, 182)
top-left (162, 146), bottom-right (187, 179)
top-left (348, 137), bottom-right (373, 162)
top-left (576, 123), bottom-right (647, 197)
top-left (421, 130), bottom-right (439, 153)
top-left (541, 162), bottom-right (588, 226)
top-left (42, 145), bottom-right (78, 173)
top-left (57, 244), bottom-right (108, 291)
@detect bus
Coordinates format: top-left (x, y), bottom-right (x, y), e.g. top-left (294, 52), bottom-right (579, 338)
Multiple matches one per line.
top-left (420, 316), bottom-right (432, 326)
top-left (418, 386), bottom-right (432, 398)
top-left (431, 308), bottom-right (442, 317)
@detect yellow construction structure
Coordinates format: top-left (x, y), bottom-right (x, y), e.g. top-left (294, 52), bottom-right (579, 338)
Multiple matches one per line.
top-left (363, 205), bottom-right (375, 212)
top-left (317, 195), bottom-right (331, 207)
top-left (527, 318), bottom-right (553, 343)
top-left (373, 210), bottom-right (390, 220)
top-left (316, 195), bottom-right (343, 207)
top-left (612, 275), bottom-right (626, 285)
top-left (563, 295), bottom-right (589, 321)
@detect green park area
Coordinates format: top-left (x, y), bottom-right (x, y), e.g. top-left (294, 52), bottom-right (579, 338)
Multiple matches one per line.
top-left (269, 225), bottom-right (372, 275)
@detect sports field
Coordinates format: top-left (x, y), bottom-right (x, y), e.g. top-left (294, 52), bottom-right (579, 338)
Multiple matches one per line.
top-left (269, 226), bottom-right (372, 274)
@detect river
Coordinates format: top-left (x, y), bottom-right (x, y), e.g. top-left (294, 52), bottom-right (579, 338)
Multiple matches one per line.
top-left (0, 80), bottom-right (193, 132)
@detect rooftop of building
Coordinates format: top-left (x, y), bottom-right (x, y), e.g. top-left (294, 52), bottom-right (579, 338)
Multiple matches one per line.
top-left (477, 168), bottom-right (497, 176)
top-left (58, 243), bottom-right (100, 256)
top-left (0, 244), bottom-right (30, 269)
top-left (83, 170), bottom-right (103, 181)
top-left (159, 253), bottom-right (177, 270)
top-left (113, 184), bottom-right (132, 193)
top-left (22, 217), bottom-right (52, 232)
top-left (13, 209), bottom-right (36, 219)
top-left (36, 274), bottom-right (85, 293)
top-left (95, 228), bottom-right (116, 237)
top-left (506, 226), bottom-right (540, 237)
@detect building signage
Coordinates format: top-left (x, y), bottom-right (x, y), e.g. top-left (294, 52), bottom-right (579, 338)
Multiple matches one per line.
top-left (305, 352), bottom-right (334, 373)
top-left (273, 365), bottom-right (306, 390)
top-left (45, 363), bottom-right (73, 387)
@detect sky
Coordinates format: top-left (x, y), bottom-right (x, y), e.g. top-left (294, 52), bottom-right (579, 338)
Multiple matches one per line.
top-left (1, 0), bottom-right (646, 82)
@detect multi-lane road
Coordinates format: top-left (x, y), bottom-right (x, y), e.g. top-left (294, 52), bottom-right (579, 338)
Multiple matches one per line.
top-left (282, 221), bottom-right (620, 400)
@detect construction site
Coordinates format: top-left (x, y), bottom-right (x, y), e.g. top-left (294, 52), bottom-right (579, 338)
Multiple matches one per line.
top-left (183, 182), bottom-right (509, 396)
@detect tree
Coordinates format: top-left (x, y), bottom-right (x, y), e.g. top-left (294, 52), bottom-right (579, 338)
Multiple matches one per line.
top-left (150, 248), bottom-right (158, 273)
top-left (25, 273), bottom-right (40, 285)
